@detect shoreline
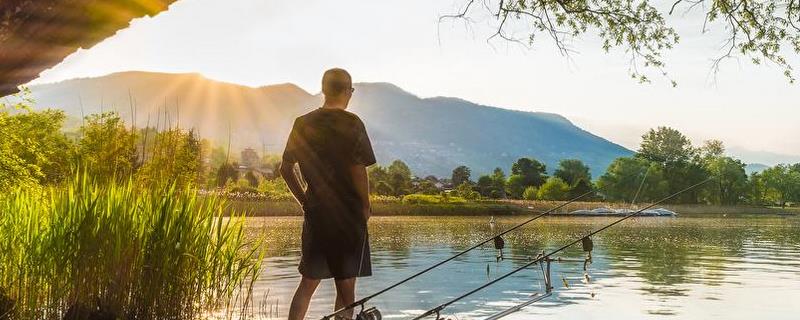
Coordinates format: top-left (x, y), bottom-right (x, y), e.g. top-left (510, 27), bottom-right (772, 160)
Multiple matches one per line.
top-left (226, 199), bottom-right (799, 217)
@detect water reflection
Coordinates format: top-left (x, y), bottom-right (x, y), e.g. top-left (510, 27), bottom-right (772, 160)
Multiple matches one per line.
top-left (245, 215), bottom-right (800, 319)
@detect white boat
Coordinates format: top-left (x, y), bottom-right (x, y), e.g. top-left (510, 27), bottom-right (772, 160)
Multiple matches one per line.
top-left (564, 207), bottom-right (677, 217)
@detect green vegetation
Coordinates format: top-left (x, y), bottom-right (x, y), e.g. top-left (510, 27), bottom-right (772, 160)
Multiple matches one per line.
top-left (402, 194), bottom-right (467, 205)
top-left (537, 177), bottom-right (570, 201)
top-left (451, 0), bottom-right (800, 83)
top-left (0, 177), bottom-right (263, 319)
top-left (0, 91), bottom-right (264, 319)
top-left (356, 127), bottom-right (800, 208)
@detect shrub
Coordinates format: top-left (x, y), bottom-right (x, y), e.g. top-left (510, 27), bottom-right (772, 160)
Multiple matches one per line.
top-left (453, 182), bottom-right (480, 200)
top-left (522, 186), bottom-right (539, 200)
top-left (537, 177), bottom-right (570, 200)
top-left (258, 178), bottom-right (294, 201)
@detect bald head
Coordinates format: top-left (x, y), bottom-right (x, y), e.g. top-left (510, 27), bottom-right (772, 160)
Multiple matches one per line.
top-left (322, 68), bottom-right (353, 99)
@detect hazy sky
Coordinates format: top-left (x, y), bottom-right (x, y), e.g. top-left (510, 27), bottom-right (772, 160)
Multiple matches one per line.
top-left (33, 0), bottom-right (800, 163)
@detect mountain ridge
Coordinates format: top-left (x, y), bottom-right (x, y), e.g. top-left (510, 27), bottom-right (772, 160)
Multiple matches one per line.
top-left (23, 71), bottom-right (633, 177)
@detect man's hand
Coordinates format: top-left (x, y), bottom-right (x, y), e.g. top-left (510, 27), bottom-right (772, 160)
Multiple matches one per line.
top-left (362, 206), bottom-right (371, 221)
top-left (351, 164), bottom-right (371, 222)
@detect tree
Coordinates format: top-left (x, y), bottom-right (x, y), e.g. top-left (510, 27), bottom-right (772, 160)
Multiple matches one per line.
top-left (448, 0), bottom-right (800, 83)
top-left (451, 165), bottom-right (472, 186)
top-left (522, 186), bottom-right (538, 200)
top-left (597, 157), bottom-right (669, 202)
top-left (554, 159), bottom-right (592, 187)
top-left (762, 164), bottom-right (800, 207)
top-left (700, 140), bottom-right (726, 160)
top-left (698, 141), bottom-right (748, 205)
top-left (78, 112), bottom-right (137, 181)
top-left (746, 172), bottom-right (769, 205)
top-left (569, 178), bottom-right (595, 200)
top-left (137, 129), bottom-right (203, 188)
top-left (415, 180), bottom-right (440, 195)
top-left (244, 171), bottom-right (259, 188)
top-left (215, 163), bottom-right (239, 188)
top-left (554, 159), bottom-right (594, 199)
top-left (638, 127), bottom-right (695, 164)
top-left (704, 156), bottom-right (748, 205)
top-left (537, 177), bottom-right (569, 201)
top-left (505, 174), bottom-right (527, 199)
top-left (476, 175), bottom-right (494, 197)
top-left (511, 158), bottom-right (548, 187)
top-left (1, 93), bottom-right (75, 189)
top-left (637, 127), bottom-right (707, 203)
top-left (387, 160), bottom-right (413, 196)
top-left (368, 165), bottom-right (389, 194)
top-left (491, 167), bottom-right (507, 198)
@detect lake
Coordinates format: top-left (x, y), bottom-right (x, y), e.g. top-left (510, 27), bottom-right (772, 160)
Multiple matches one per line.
top-left (245, 214), bottom-right (800, 319)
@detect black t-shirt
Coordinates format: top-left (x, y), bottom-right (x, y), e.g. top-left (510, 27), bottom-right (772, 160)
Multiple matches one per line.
top-left (282, 108), bottom-right (376, 234)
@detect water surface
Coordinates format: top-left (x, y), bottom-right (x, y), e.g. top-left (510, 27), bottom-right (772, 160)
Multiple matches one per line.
top-left (246, 215), bottom-right (800, 319)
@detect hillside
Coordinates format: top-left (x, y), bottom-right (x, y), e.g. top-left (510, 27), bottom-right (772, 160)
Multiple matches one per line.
top-left (25, 71), bottom-right (632, 177)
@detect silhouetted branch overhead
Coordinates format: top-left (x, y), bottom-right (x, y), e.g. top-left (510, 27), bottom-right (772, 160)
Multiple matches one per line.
top-left (0, 0), bottom-right (178, 97)
top-left (444, 0), bottom-right (800, 84)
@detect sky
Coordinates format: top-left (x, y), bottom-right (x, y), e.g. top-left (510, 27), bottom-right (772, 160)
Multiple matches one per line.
top-left (32, 0), bottom-right (800, 164)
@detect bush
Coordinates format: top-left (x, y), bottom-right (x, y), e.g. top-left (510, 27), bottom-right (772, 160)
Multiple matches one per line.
top-left (537, 177), bottom-right (570, 200)
top-left (258, 178), bottom-right (294, 201)
top-left (227, 185), bottom-right (259, 194)
top-left (453, 182), bottom-right (481, 200)
top-left (522, 186), bottom-right (539, 200)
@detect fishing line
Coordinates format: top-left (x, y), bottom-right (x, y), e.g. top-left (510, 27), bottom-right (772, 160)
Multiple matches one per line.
top-left (411, 177), bottom-right (713, 320)
top-left (322, 190), bottom-right (595, 320)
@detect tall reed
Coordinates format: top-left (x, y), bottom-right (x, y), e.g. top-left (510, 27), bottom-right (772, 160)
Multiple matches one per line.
top-left (0, 175), bottom-right (263, 320)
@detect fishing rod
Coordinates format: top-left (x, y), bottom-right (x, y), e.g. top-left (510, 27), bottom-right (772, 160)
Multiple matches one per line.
top-left (411, 177), bottom-right (713, 320)
top-left (322, 190), bottom-right (595, 320)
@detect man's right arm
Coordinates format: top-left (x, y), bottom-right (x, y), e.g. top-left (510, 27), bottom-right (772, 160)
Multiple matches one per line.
top-left (280, 161), bottom-right (307, 207)
top-left (281, 118), bottom-right (306, 207)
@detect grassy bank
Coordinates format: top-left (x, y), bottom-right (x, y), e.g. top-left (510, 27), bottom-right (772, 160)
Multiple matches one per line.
top-left (227, 198), bottom-right (798, 217)
top-left (0, 178), bottom-right (264, 320)
top-left (506, 200), bottom-right (798, 215)
top-left (227, 199), bottom-right (527, 216)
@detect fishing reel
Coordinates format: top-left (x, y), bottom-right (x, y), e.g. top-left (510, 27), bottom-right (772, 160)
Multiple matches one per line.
top-left (355, 306), bottom-right (382, 320)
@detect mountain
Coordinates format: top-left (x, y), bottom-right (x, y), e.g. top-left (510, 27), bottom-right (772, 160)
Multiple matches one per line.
top-left (24, 71), bottom-right (632, 177)
top-left (745, 163), bottom-right (769, 175)
top-left (728, 147), bottom-right (800, 167)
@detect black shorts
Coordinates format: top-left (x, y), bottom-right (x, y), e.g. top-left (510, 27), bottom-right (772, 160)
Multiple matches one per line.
top-left (298, 218), bottom-right (372, 280)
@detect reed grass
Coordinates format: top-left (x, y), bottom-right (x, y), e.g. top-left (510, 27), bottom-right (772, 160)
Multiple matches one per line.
top-left (0, 175), bottom-right (264, 320)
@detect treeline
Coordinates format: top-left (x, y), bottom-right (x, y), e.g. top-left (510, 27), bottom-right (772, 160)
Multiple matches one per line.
top-left (368, 127), bottom-right (800, 207)
top-left (2, 95), bottom-right (299, 198)
top-left (4, 96), bottom-right (799, 207)
top-left (1, 93), bottom-right (225, 191)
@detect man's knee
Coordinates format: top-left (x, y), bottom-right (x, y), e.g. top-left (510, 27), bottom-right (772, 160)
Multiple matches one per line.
top-left (297, 277), bottom-right (321, 293)
top-left (334, 278), bottom-right (356, 297)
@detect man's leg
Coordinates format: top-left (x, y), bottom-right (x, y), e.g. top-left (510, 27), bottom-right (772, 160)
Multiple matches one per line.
top-left (289, 276), bottom-right (321, 320)
top-left (333, 277), bottom-right (357, 319)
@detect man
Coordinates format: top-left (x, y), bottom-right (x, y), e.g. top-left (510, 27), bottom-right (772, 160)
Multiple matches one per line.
top-left (281, 68), bottom-right (375, 320)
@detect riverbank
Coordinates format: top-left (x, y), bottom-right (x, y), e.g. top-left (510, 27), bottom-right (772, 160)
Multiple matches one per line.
top-left (227, 199), bottom-right (799, 217)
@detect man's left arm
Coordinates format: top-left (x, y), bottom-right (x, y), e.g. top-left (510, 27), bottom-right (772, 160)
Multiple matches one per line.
top-left (352, 118), bottom-right (376, 221)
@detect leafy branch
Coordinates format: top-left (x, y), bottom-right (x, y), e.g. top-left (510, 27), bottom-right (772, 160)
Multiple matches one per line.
top-left (443, 0), bottom-right (800, 84)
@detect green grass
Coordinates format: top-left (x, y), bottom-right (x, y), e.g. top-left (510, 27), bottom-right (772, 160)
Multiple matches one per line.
top-left (226, 198), bottom-right (526, 216)
top-left (0, 175), bottom-right (264, 320)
